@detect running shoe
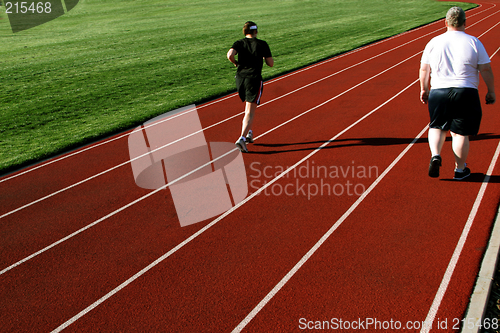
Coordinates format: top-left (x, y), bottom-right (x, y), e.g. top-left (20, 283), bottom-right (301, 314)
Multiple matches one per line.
top-left (235, 137), bottom-right (248, 153)
top-left (428, 155), bottom-right (441, 178)
top-left (246, 131), bottom-right (254, 143)
top-left (454, 167), bottom-right (471, 180)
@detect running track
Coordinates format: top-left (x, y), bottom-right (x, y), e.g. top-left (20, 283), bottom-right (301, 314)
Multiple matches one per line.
top-left (1, 2), bottom-right (500, 332)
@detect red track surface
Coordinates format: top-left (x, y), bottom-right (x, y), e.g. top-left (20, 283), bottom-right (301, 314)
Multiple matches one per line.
top-left (1, 2), bottom-right (500, 332)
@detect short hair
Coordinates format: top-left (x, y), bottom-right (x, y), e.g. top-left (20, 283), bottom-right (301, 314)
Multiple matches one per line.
top-left (243, 21), bottom-right (258, 35)
top-left (446, 6), bottom-right (466, 27)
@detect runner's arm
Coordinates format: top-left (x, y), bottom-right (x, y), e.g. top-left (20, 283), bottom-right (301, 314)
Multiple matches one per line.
top-left (265, 57), bottom-right (274, 67)
top-left (227, 48), bottom-right (238, 67)
top-left (419, 63), bottom-right (431, 104)
top-left (479, 63), bottom-right (496, 104)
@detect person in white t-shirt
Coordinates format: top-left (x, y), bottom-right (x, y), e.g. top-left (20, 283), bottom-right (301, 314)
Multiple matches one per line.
top-left (420, 6), bottom-right (495, 180)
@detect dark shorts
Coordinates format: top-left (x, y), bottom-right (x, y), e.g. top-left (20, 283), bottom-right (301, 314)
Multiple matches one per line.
top-left (428, 87), bottom-right (482, 136)
top-left (235, 75), bottom-right (263, 104)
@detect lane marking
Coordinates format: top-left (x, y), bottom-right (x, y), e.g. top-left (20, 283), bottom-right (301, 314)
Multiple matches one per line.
top-left (0, 147), bottom-right (234, 276)
top-left (50, 79), bottom-right (420, 333)
top-left (479, 19), bottom-right (500, 37)
top-left (492, 46), bottom-right (500, 58)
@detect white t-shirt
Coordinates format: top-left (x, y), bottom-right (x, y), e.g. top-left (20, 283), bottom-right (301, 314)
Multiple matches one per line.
top-left (421, 31), bottom-right (490, 89)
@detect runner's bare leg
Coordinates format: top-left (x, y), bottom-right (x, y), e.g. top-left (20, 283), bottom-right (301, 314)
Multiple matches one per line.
top-left (451, 131), bottom-right (469, 170)
top-left (428, 128), bottom-right (447, 156)
top-left (241, 102), bottom-right (257, 138)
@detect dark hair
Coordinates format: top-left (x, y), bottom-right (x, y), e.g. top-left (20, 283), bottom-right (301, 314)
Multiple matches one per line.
top-left (243, 21), bottom-right (258, 35)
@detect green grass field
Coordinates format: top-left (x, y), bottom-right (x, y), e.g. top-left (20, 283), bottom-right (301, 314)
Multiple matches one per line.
top-left (0, 0), bottom-right (476, 174)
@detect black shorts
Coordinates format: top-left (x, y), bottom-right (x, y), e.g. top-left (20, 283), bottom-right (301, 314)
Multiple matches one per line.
top-left (235, 75), bottom-right (263, 104)
top-left (428, 87), bottom-right (482, 136)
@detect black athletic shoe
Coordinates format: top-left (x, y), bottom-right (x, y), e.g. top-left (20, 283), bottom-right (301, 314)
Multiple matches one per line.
top-left (428, 155), bottom-right (442, 178)
top-left (454, 167), bottom-right (471, 180)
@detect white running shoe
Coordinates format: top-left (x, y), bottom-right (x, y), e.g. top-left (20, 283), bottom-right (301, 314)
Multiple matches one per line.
top-left (246, 131), bottom-right (254, 143)
top-left (235, 137), bottom-right (248, 153)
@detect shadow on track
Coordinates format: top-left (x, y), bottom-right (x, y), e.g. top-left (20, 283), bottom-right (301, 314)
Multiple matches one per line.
top-left (248, 133), bottom-right (500, 155)
top-left (440, 174), bottom-right (500, 183)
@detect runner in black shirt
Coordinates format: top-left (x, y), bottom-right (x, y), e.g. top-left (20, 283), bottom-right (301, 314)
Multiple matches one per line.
top-left (227, 21), bottom-right (274, 152)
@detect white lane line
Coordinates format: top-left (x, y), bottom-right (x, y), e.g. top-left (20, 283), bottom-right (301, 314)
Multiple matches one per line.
top-left (469, 10), bottom-right (500, 32)
top-left (492, 46), bottom-right (500, 58)
top-left (50, 79), bottom-right (420, 333)
top-left (0, 106), bottom-right (198, 184)
top-left (0, 52), bottom-right (420, 276)
top-left (231, 123), bottom-right (427, 333)
top-left (476, 15), bottom-right (500, 38)
top-left (2, 4), bottom-right (492, 185)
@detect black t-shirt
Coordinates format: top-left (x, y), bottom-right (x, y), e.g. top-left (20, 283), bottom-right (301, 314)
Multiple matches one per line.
top-left (232, 37), bottom-right (272, 79)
